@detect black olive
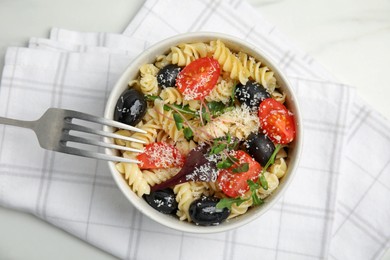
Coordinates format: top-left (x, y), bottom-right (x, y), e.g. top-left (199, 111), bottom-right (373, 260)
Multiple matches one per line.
top-left (157, 64), bottom-right (182, 88)
top-left (244, 132), bottom-right (275, 167)
top-left (143, 188), bottom-right (178, 214)
top-left (235, 80), bottom-right (270, 111)
top-left (114, 89), bottom-right (147, 126)
top-left (189, 196), bottom-right (230, 226)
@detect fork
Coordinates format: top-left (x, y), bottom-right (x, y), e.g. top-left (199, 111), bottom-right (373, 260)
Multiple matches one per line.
top-left (0, 108), bottom-right (146, 164)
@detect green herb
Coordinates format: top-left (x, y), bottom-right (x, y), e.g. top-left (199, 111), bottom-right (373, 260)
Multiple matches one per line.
top-left (259, 174), bottom-right (268, 190)
top-left (226, 133), bottom-right (232, 144)
top-left (210, 143), bottom-right (227, 155)
top-left (202, 109), bottom-right (211, 123)
top-left (173, 113), bottom-right (183, 130)
top-left (183, 127), bottom-right (193, 140)
top-left (216, 197), bottom-right (248, 210)
top-left (222, 106), bottom-right (235, 113)
top-left (232, 162), bottom-right (249, 173)
top-left (145, 95), bottom-right (196, 116)
top-left (231, 81), bottom-right (237, 104)
top-left (207, 101), bottom-right (225, 115)
top-left (265, 144), bottom-right (282, 170)
top-left (247, 180), bottom-right (263, 206)
top-left (257, 144), bottom-right (282, 187)
top-left (229, 139), bottom-right (239, 150)
top-left (216, 156), bottom-right (238, 169)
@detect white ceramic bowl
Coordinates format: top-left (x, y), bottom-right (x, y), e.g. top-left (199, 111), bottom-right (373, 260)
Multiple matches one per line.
top-left (104, 32), bottom-right (303, 233)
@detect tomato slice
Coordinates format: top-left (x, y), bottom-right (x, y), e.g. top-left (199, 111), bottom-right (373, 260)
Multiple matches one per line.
top-left (137, 142), bottom-right (185, 169)
top-left (258, 98), bottom-right (296, 144)
top-left (217, 150), bottom-right (261, 198)
top-left (175, 57), bottom-right (220, 100)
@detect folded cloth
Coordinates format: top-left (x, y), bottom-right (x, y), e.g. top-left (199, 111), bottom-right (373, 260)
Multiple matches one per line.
top-left (0, 1), bottom-right (389, 260)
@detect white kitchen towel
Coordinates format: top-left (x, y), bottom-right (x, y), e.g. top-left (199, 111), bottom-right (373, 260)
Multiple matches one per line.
top-left (0, 1), bottom-right (389, 260)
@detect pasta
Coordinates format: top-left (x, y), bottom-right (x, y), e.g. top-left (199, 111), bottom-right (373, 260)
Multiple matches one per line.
top-left (210, 40), bottom-right (250, 85)
top-left (113, 39), bottom-right (295, 225)
top-left (205, 77), bottom-right (235, 104)
top-left (153, 99), bottom-right (185, 142)
top-left (115, 120), bottom-right (161, 150)
top-left (238, 52), bottom-right (277, 91)
top-left (143, 168), bottom-right (180, 186)
top-left (195, 105), bottom-right (260, 142)
top-left (122, 153), bottom-right (150, 197)
top-left (139, 64), bottom-right (160, 95)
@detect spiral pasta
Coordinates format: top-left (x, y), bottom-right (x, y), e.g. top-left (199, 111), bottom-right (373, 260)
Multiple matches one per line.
top-left (174, 182), bottom-right (207, 222)
top-left (159, 87), bottom-right (184, 105)
top-left (175, 139), bottom-right (197, 156)
top-left (196, 105), bottom-right (260, 142)
top-left (143, 168), bottom-right (180, 187)
top-left (257, 172), bottom-right (280, 197)
top-left (139, 64), bottom-right (159, 95)
top-left (115, 120), bottom-right (161, 150)
top-left (238, 52), bottom-right (277, 91)
top-left (205, 77), bottom-right (234, 104)
top-left (160, 43), bottom-right (211, 67)
top-left (174, 182), bottom-right (195, 221)
top-left (153, 99), bottom-right (185, 142)
top-left (269, 158), bottom-right (288, 178)
top-left (122, 153), bottom-right (150, 197)
top-left (229, 196), bottom-right (253, 219)
top-left (210, 40), bottom-right (250, 85)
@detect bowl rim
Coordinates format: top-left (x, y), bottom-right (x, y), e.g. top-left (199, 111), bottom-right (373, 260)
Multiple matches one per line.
top-left (104, 31), bottom-right (303, 234)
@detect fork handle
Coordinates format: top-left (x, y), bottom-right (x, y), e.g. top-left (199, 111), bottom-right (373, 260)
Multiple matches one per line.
top-left (0, 117), bottom-right (35, 129)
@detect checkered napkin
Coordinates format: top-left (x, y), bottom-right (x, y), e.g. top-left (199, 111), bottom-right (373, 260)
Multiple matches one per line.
top-left (0, 0), bottom-right (389, 259)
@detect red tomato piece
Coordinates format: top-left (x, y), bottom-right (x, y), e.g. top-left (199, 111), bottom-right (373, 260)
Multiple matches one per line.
top-left (137, 142), bottom-right (185, 169)
top-left (175, 57), bottom-right (220, 100)
top-left (217, 150), bottom-right (261, 198)
top-left (258, 98), bottom-right (296, 144)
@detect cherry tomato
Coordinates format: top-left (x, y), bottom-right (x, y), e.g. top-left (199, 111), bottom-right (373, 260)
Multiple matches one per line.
top-left (175, 57), bottom-right (220, 100)
top-left (217, 150), bottom-right (261, 198)
top-left (258, 98), bottom-right (296, 144)
top-left (137, 142), bottom-right (185, 169)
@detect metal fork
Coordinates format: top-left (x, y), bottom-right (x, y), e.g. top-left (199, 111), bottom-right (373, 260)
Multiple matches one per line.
top-left (0, 108), bottom-right (146, 163)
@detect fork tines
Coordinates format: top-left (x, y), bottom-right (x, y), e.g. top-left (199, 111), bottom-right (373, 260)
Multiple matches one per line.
top-left (60, 109), bottom-right (146, 164)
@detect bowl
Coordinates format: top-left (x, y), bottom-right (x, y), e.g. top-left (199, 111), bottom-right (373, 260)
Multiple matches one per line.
top-left (104, 32), bottom-right (303, 233)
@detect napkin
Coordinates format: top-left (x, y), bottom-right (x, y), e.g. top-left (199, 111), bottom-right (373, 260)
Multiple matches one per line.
top-left (0, 1), bottom-right (389, 260)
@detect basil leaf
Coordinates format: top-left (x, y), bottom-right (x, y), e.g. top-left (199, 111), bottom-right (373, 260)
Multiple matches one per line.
top-left (232, 162), bottom-right (249, 173)
top-left (216, 197), bottom-right (248, 210)
top-left (173, 113), bottom-right (183, 130)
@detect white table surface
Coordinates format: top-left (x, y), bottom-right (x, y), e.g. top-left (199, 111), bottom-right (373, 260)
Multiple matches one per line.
top-left (0, 0), bottom-right (389, 259)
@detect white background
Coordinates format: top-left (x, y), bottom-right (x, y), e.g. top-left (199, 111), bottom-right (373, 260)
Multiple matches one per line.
top-left (0, 0), bottom-right (389, 259)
